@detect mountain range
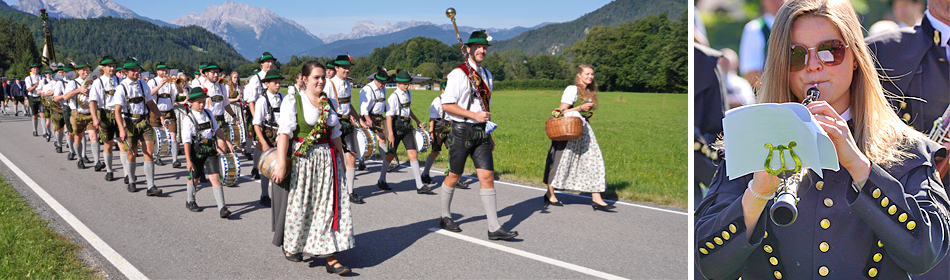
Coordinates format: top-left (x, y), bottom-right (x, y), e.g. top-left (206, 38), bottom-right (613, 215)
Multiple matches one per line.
top-left (12, 0), bottom-right (175, 27)
top-left (171, 0), bottom-right (323, 62)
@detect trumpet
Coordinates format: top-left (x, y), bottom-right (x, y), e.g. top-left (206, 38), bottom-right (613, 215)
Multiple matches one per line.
top-left (163, 75), bottom-right (186, 87)
top-left (768, 86), bottom-right (820, 226)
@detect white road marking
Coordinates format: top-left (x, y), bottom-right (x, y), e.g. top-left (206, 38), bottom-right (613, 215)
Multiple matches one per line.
top-left (429, 228), bottom-right (630, 280)
top-left (0, 152), bottom-right (148, 280)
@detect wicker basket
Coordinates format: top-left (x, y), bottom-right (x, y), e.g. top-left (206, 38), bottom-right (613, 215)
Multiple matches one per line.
top-left (545, 116), bottom-right (583, 141)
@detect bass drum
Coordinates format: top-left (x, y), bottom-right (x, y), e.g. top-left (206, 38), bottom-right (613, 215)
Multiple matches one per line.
top-left (153, 126), bottom-right (171, 156)
top-left (414, 128), bottom-right (430, 153)
top-left (227, 122), bottom-right (246, 152)
top-left (174, 106), bottom-right (188, 144)
top-left (355, 127), bottom-right (377, 161)
top-left (219, 153), bottom-right (241, 186)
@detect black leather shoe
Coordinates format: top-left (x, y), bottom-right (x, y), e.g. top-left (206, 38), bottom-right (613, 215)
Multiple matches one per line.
top-left (488, 227), bottom-right (519, 240)
top-left (325, 262), bottom-right (351, 275)
top-left (95, 162), bottom-right (105, 172)
top-left (77, 160), bottom-right (86, 169)
top-left (357, 160), bottom-right (366, 171)
top-left (172, 161), bottom-right (181, 168)
top-left (67, 152), bottom-right (76, 161)
top-left (185, 201), bottom-right (203, 212)
top-left (44, 133), bottom-right (50, 142)
top-left (592, 202), bottom-right (617, 211)
top-left (260, 195), bottom-right (271, 207)
top-left (250, 168), bottom-right (260, 179)
top-left (146, 187), bottom-right (162, 196)
top-left (416, 185), bottom-right (433, 194)
top-left (124, 176), bottom-right (129, 185)
top-left (155, 157), bottom-right (165, 166)
top-left (219, 207), bottom-right (231, 218)
top-left (440, 217), bottom-right (462, 232)
top-left (55, 146), bottom-right (62, 153)
top-left (32, 131), bottom-right (37, 137)
top-left (455, 181), bottom-right (470, 189)
top-left (127, 183), bottom-right (138, 193)
top-left (544, 194), bottom-right (564, 207)
top-left (105, 172), bottom-right (114, 181)
top-left (283, 250), bottom-right (303, 262)
top-left (421, 174), bottom-right (433, 185)
top-left (376, 181), bottom-right (391, 190)
top-left (82, 156), bottom-right (92, 163)
top-left (349, 193), bottom-right (365, 204)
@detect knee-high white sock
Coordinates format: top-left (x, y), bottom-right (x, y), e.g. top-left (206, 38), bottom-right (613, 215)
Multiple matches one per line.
top-left (212, 186), bottom-right (226, 210)
top-left (55, 132), bottom-right (64, 147)
top-left (68, 137), bottom-right (76, 154)
top-left (423, 156), bottom-right (435, 174)
top-left (45, 123), bottom-right (51, 135)
top-left (481, 188), bottom-right (501, 232)
top-left (105, 152), bottom-right (114, 172)
top-left (441, 186), bottom-right (455, 218)
top-left (32, 118), bottom-right (38, 133)
top-left (144, 161), bottom-right (155, 188)
top-left (410, 161), bottom-right (423, 189)
top-left (378, 159), bottom-right (389, 182)
top-left (120, 151), bottom-right (129, 178)
top-left (82, 137), bottom-right (90, 158)
top-left (186, 182), bottom-right (196, 202)
top-left (128, 158), bottom-right (136, 182)
top-left (346, 168), bottom-right (355, 193)
top-left (171, 140), bottom-right (179, 163)
top-left (93, 141), bottom-right (101, 163)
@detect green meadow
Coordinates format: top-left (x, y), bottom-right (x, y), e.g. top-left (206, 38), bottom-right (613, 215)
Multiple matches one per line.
top-left (334, 88), bottom-right (688, 209)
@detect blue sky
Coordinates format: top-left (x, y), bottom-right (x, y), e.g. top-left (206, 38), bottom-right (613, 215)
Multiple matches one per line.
top-left (119, 0), bottom-right (615, 36)
top-left (4, 0), bottom-right (614, 36)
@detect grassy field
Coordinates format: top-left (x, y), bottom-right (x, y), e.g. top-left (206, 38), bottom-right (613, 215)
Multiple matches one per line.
top-left (0, 177), bottom-right (97, 279)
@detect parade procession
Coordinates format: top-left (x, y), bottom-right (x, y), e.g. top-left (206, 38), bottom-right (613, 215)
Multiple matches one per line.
top-left (0, 3), bottom-right (681, 278)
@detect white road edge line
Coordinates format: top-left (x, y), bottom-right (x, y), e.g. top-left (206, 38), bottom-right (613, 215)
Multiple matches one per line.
top-left (429, 228), bottom-right (629, 280)
top-left (0, 152), bottom-right (148, 280)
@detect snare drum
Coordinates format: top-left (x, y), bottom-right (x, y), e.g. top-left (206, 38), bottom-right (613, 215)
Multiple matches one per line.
top-left (153, 127), bottom-right (171, 156)
top-left (219, 153), bottom-right (241, 186)
top-left (414, 129), bottom-right (431, 153)
top-left (355, 127), bottom-right (377, 161)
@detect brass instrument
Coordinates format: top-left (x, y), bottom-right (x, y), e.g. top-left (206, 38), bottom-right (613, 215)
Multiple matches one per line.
top-left (929, 104), bottom-right (950, 179)
top-left (768, 86), bottom-right (820, 226)
top-left (217, 77), bottom-right (227, 84)
top-left (162, 75), bottom-right (186, 87)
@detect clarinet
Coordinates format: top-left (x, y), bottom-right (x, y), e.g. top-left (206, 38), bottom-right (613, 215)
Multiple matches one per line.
top-left (770, 86), bottom-right (820, 226)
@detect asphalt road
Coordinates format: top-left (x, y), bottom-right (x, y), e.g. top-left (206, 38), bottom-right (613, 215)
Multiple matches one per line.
top-left (0, 112), bottom-right (687, 279)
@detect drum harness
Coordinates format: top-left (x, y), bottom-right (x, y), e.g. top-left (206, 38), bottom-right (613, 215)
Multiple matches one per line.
top-left (120, 80), bottom-right (151, 135)
top-left (186, 109), bottom-right (218, 159)
top-left (260, 91), bottom-right (284, 146)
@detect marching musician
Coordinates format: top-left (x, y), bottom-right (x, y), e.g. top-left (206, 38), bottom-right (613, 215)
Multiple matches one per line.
top-left (324, 54), bottom-right (366, 205)
top-left (48, 66), bottom-right (70, 156)
top-left (88, 56), bottom-right (122, 182)
top-left (200, 63), bottom-right (237, 137)
top-left (695, 0), bottom-right (950, 278)
top-left (148, 62), bottom-right (184, 168)
top-left (40, 68), bottom-right (57, 141)
top-left (438, 30), bottom-right (518, 240)
top-left (252, 70), bottom-right (283, 225)
top-left (375, 70), bottom-right (430, 194)
top-left (359, 67), bottom-right (391, 171)
top-left (112, 60), bottom-right (162, 196)
top-left (62, 63), bottom-right (100, 170)
top-left (24, 64), bottom-right (43, 134)
top-left (244, 52), bottom-right (278, 182)
top-left (181, 87), bottom-right (234, 218)
top-left (421, 81), bottom-right (470, 189)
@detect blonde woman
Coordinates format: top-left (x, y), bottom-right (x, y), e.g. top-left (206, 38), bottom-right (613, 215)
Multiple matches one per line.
top-left (695, 0), bottom-right (950, 278)
top-left (542, 64), bottom-right (613, 210)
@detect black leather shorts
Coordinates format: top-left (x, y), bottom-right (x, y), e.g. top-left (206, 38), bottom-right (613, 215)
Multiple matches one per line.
top-left (389, 120), bottom-right (416, 154)
top-left (447, 122), bottom-right (493, 175)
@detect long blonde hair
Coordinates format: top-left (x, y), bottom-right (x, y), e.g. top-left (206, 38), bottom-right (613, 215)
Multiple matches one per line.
top-left (759, 0), bottom-right (921, 167)
top-left (575, 64), bottom-right (598, 110)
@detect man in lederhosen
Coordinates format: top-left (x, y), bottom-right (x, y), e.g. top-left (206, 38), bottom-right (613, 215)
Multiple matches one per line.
top-left (88, 56), bottom-right (123, 182)
top-left (324, 54), bottom-right (367, 204)
top-left (24, 64), bottom-right (43, 133)
top-left (423, 81), bottom-right (470, 189)
top-left (253, 70), bottom-right (285, 208)
top-left (112, 60), bottom-right (162, 195)
top-left (62, 63), bottom-right (99, 169)
top-left (40, 68), bottom-right (58, 141)
top-left (148, 62), bottom-right (184, 168)
top-left (181, 87), bottom-right (234, 218)
top-left (376, 70), bottom-right (432, 194)
top-left (438, 31), bottom-right (517, 240)
top-left (47, 66), bottom-right (71, 155)
top-left (359, 67), bottom-right (392, 171)
top-left (200, 63), bottom-right (238, 172)
top-left (244, 52), bottom-right (277, 184)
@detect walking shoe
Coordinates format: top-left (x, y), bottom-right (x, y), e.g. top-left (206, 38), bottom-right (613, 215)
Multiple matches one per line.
top-left (488, 228), bottom-right (519, 240)
top-left (376, 181), bottom-right (391, 190)
top-left (95, 162), bottom-right (105, 172)
top-left (283, 250), bottom-right (303, 262)
top-left (127, 182), bottom-right (138, 192)
top-left (155, 157), bottom-right (165, 166)
top-left (421, 174), bottom-right (433, 185)
top-left (32, 131), bottom-right (37, 137)
top-left (124, 176), bottom-right (129, 185)
top-left (416, 185), bottom-right (433, 194)
top-left (77, 160), bottom-right (86, 169)
top-left (259, 195), bottom-right (271, 207)
top-left (250, 168), bottom-right (260, 179)
top-left (456, 181), bottom-right (470, 189)
top-left (439, 217), bottom-right (461, 232)
top-left (82, 156), bottom-right (92, 163)
top-left (146, 186), bottom-right (162, 196)
top-left (55, 146), bottom-right (62, 153)
top-left (349, 193), bottom-right (365, 204)
top-left (105, 172), bottom-right (114, 181)
top-left (219, 207), bottom-right (231, 218)
top-left (325, 262), bottom-right (351, 275)
top-left (44, 133), bottom-right (50, 142)
top-left (185, 201), bottom-right (203, 212)
top-left (172, 161), bottom-right (181, 168)
top-left (67, 152), bottom-right (76, 161)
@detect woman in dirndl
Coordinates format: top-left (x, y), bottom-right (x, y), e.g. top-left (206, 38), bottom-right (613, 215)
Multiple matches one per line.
top-left (542, 64), bottom-right (615, 211)
top-left (271, 61), bottom-right (353, 275)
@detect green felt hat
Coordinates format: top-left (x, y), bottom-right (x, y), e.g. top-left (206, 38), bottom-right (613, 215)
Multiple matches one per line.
top-left (188, 87), bottom-right (208, 100)
top-left (122, 60), bottom-right (141, 70)
top-left (155, 62), bottom-right (167, 69)
top-left (394, 70), bottom-right (412, 82)
top-left (257, 52), bottom-right (276, 63)
top-left (29, 63), bottom-right (39, 68)
top-left (99, 56), bottom-right (117, 65)
top-left (75, 63), bottom-right (90, 69)
top-left (332, 55), bottom-right (353, 66)
top-left (326, 60), bottom-right (336, 68)
top-left (62, 66), bottom-right (74, 72)
top-left (373, 67), bottom-right (390, 81)
top-left (261, 70), bottom-right (284, 82)
top-left (465, 30), bottom-right (492, 46)
top-left (202, 62), bottom-right (220, 73)
top-left (43, 69), bottom-right (53, 74)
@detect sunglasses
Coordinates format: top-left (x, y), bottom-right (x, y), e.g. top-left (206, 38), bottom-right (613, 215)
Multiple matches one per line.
top-left (789, 39), bottom-right (849, 71)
